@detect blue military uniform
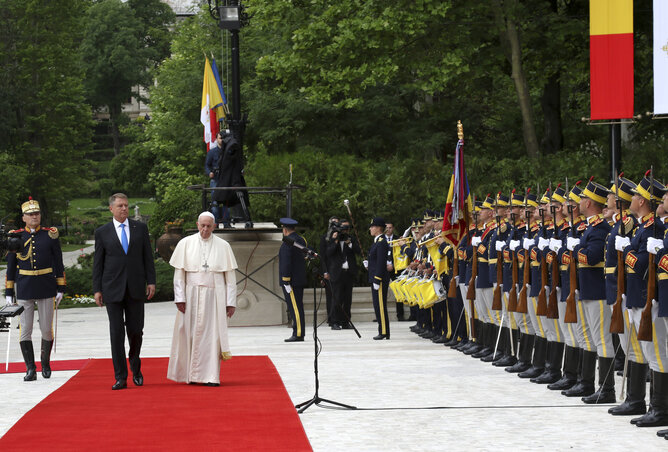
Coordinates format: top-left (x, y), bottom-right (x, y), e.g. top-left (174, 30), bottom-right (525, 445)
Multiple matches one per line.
top-left (368, 217), bottom-right (390, 339)
top-left (5, 198), bottom-right (65, 382)
top-left (279, 218), bottom-right (307, 342)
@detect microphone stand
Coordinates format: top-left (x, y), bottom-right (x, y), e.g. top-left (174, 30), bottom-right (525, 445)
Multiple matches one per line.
top-left (294, 250), bottom-right (357, 413)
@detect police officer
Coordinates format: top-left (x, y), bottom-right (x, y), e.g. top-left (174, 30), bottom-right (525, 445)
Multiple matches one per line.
top-left (5, 197), bottom-right (66, 381)
top-left (279, 217), bottom-right (307, 342)
top-left (367, 217), bottom-right (390, 340)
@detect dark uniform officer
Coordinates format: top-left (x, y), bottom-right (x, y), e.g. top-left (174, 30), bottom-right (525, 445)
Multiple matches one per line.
top-left (368, 217), bottom-right (390, 340)
top-left (5, 198), bottom-right (66, 381)
top-left (279, 217), bottom-right (307, 342)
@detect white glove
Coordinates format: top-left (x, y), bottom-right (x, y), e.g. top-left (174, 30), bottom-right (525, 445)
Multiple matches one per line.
top-left (283, 284), bottom-right (292, 294)
top-left (537, 237), bottom-right (550, 251)
top-left (363, 259), bottom-right (369, 269)
top-left (615, 235), bottom-right (630, 252)
top-left (549, 238), bottom-right (562, 253)
top-left (566, 237), bottom-right (580, 251)
top-left (5, 295), bottom-right (12, 306)
top-left (523, 238), bottom-right (535, 250)
top-left (509, 240), bottom-right (520, 251)
top-left (55, 292), bottom-right (63, 306)
top-left (647, 237), bottom-right (664, 255)
top-left (373, 283), bottom-right (380, 290)
top-left (471, 236), bottom-right (481, 246)
top-left (495, 241), bottom-right (505, 252)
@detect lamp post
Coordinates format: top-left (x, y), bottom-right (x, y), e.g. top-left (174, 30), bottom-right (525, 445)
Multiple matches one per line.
top-left (208, 0), bottom-right (246, 148)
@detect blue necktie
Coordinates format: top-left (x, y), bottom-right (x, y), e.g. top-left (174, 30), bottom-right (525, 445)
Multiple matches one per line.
top-left (120, 223), bottom-right (129, 254)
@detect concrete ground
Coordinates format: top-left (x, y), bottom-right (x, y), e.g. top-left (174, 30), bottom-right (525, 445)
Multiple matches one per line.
top-left (1, 302), bottom-right (667, 451)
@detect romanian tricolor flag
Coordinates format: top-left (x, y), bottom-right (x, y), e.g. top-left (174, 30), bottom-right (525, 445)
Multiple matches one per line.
top-left (201, 57), bottom-right (226, 150)
top-left (442, 136), bottom-right (472, 247)
top-left (589, 0), bottom-right (634, 120)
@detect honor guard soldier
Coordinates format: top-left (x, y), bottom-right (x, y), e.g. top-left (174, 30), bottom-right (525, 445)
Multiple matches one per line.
top-left (570, 179), bottom-right (615, 404)
top-left (606, 177), bottom-right (645, 416)
top-left (5, 197), bottom-right (66, 381)
top-left (617, 173), bottom-right (668, 427)
top-left (279, 217), bottom-right (307, 342)
top-left (368, 217), bottom-right (390, 340)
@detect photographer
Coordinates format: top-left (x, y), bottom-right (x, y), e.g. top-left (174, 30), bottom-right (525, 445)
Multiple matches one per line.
top-left (326, 219), bottom-right (361, 330)
top-left (320, 216), bottom-right (339, 326)
top-left (5, 198), bottom-right (66, 381)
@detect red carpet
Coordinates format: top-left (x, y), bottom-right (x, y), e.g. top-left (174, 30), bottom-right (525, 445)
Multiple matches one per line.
top-left (0, 358), bottom-right (89, 374)
top-left (0, 356), bottom-right (312, 451)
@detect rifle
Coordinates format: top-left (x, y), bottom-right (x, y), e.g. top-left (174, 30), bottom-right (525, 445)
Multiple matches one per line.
top-left (536, 186), bottom-right (550, 316)
top-left (448, 242), bottom-right (459, 298)
top-left (610, 172), bottom-right (625, 334)
top-left (564, 178), bottom-right (579, 323)
top-left (546, 184), bottom-right (561, 319)
top-left (492, 193), bottom-right (504, 311)
top-left (517, 188), bottom-right (531, 314)
top-left (507, 190), bottom-right (519, 312)
top-left (467, 196), bottom-right (479, 301)
top-left (638, 168), bottom-right (657, 341)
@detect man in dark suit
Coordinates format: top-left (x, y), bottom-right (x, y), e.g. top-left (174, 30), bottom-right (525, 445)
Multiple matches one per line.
top-left (279, 217), bottom-right (307, 342)
top-left (320, 216), bottom-right (339, 326)
top-left (327, 220), bottom-right (361, 329)
top-left (93, 193), bottom-right (156, 390)
top-left (367, 217), bottom-right (390, 340)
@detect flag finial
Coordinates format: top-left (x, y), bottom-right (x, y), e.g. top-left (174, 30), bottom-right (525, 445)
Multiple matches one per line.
top-left (457, 120), bottom-right (463, 140)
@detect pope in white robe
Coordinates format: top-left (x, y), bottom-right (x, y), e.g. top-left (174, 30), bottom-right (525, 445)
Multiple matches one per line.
top-left (167, 212), bottom-right (238, 385)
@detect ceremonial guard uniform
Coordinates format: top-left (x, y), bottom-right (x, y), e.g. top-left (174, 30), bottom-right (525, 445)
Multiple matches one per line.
top-left (368, 217), bottom-right (390, 340)
top-left (619, 176), bottom-right (668, 427)
top-left (5, 198), bottom-right (66, 381)
top-left (606, 178), bottom-right (646, 416)
top-left (572, 180), bottom-right (615, 403)
top-left (279, 218), bottom-right (307, 342)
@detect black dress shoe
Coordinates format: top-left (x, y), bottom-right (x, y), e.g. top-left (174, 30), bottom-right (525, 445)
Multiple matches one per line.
top-left (204, 382), bottom-right (220, 387)
top-left (518, 366), bottom-right (545, 379)
top-left (531, 369), bottom-right (562, 384)
top-left (493, 355), bottom-right (517, 368)
top-left (547, 376), bottom-right (577, 391)
top-left (133, 373), bottom-right (144, 386)
top-left (341, 323), bottom-right (353, 329)
top-left (331, 324), bottom-right (342, 330)
top-left (112, 380), bottom-right (127, 390)
top-left (373, 334), bottom-right (389, 340)
top-left (657, 429), bottom-right (668, 438)
top-left (505, 361), bottom-right (531, 373)
top-left (561, 382), bottom-right (595, 397)
top-left (609, 399), bottom-right (646, 416)
top-left (432, 335), bottom-right (448, 344)
top-left (284, 336), bottom-right (304, 342)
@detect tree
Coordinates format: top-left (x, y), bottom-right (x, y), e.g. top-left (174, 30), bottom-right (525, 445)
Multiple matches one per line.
top-left (0, 0), bottom-right (92, 222)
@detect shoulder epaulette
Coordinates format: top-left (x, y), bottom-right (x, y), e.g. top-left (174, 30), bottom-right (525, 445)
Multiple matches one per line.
top-left (8, 228), bottom-right (23, 234)
top-left (47, 226), bottom-right (59, 239)
top-left (589, 217), bottom-right (603, 227)
top-left (577, 222), bottom-right (587, 232)
top-left (500, 223), bottom-right (507, 233)
top-left (645, 217), bottom-right (654, 228)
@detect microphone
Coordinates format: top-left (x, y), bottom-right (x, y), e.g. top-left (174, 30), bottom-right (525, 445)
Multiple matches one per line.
top-left (282, 235), bottom-right (318, 258)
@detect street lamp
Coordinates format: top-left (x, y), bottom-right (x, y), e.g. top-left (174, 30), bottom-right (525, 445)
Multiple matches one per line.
top-left (218, 5), bottom-right (241, 30)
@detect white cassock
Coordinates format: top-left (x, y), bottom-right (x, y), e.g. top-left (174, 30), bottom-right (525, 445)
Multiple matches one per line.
top-left (167, 233), bottom-right (238, 384)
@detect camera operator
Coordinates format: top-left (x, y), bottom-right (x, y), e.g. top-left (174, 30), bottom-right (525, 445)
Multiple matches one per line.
top-left (5, 198), bottom-right (66, 381)
top-left (326, 219), bottom-right (361, 330)
top-left (320, 216), bottom-right (339, 326)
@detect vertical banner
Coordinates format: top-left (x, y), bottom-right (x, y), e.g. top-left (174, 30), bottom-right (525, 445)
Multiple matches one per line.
top-left (654, 0), bottom-right (668, 114)
top-left (442, 137), bottom-right (472, 247)
top-left (589, 0), bottom-right (634, 120)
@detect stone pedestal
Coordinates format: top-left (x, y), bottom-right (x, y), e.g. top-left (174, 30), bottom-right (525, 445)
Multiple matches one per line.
top-left (211, 227), bottom-right (285, 326)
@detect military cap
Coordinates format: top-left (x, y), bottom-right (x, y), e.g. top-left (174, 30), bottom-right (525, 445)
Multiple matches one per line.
top-left (434, 210), bottom-right (444, 221)
top-left (540, 188), bottom-right (551, 204)
top-left (568, 181), bottom-right (584, 203)
top-left (495, 192), bottom-right (510, 207)
top-left (370, 217), bottom-right (386, 228)
top-left (581, 179), bottom-right (610, 204)
top-left (279, 217), bottom-right (298, 227)
top-left (609, 176), bottom-right (636, 203)
top-left (551, 184), bottom-right (567, 204)
top-left (510, 190), bottom-right (524, 207)
top-left (21, 197), bottom-right (40, 214)
top-left (482, 194), bottom-right (495, 209)
top-left (632, 172), bottom-right (667, 203)
top-left (525, 190), bottom-right (539, 208)
top-left (474, 200), bottom-right (483, 212)
top-left (422, 209), bottom-right (434, 221)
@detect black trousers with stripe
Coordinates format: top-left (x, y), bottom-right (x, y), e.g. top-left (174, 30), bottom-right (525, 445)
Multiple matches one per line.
top-left (283, 285), bottom-right (305, 338)
top-left (372, 280), bottom-right (390, 337)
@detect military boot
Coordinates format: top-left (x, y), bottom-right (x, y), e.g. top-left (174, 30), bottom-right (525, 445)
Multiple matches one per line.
top-left (562, 350), bottom-right (596, 397)
top-left (609, 361), bottom-right (647, 415)
top-left (20, 341), bottom-right (37, 382)
top-left (582, 357), bottom-right (616, 404)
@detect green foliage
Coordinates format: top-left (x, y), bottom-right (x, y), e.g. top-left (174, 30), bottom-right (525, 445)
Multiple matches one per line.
top-left (0, 0), bottom-right (92, 223)
top-left (148, 161), bottom-right (201, 238)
